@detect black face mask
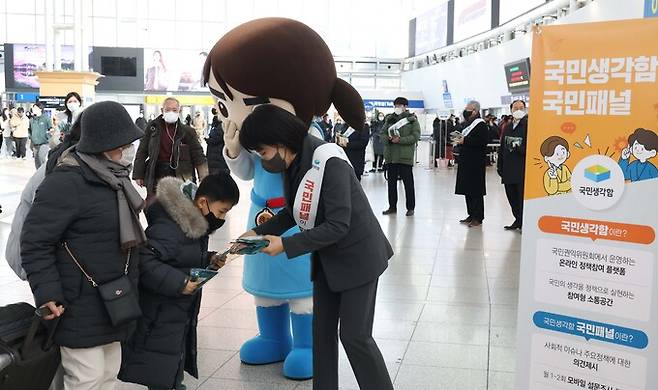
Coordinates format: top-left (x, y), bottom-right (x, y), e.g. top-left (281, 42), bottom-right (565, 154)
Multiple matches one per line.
top-left (262, 149), bottom-right (287, 173)
top-left (205, 201), bottom-right (225, 233)
top-left (463, 110), bottom-right (473, 121)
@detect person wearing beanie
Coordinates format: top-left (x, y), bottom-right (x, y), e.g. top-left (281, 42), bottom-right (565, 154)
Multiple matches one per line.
top-left (380, 96), bottom-right (421, 217)
top-left (21, 101), bottom-right (146, 390)
top-left (132, 97), bottom-right (208, 205)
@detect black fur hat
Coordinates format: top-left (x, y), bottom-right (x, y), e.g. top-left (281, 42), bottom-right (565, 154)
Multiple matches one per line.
top-left (77, 101), bottom-right (144, 153)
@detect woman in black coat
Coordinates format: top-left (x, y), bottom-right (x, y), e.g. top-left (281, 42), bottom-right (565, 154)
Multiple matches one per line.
top-left (21, 101), bottom-right (145, 388)
top-left (205, 110), bottom-right (230, 174)
top-left (119, 174), bottom-right (239, 390)
top-left (455, 101), bottom-right (489, 227)
top-left (238, 105), bottom-right (394, 390)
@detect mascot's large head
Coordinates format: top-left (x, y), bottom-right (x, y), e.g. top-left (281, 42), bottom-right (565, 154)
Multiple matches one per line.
top-left (202, 17), bottom-right (364, 131)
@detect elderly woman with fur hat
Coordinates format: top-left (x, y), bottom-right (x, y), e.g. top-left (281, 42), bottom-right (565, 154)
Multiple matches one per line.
top-left (21, 101), bottom-right (146, 389)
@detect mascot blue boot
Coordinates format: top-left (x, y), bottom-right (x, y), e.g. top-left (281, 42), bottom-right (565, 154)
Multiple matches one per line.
top-left (284, 313), bottom-right (313, 379)
top-left (240, 304), bottom-right (292, 364)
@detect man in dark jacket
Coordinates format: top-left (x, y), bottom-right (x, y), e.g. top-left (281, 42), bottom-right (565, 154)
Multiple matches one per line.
top-left (21, 101), bottom-right (146, 390)
top-left (380, 97), bottom-right (421, 216)
top-left (133, 97), bottom-right (208, 203)
top-left (498, 100), bottom-right (528, 230)
top-left (120, 174), bottom-right (239, 390)
top-left (455, 100), bottom-right (489, 227)
top-left (205, 108), bottom-right (230, 174)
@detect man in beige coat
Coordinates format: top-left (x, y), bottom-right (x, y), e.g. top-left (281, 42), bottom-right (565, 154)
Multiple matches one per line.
top-left (10, 107), bottom-right (30, 159)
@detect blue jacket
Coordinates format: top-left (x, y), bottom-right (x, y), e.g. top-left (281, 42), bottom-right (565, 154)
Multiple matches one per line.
top-left (619, 158), bottom-right (658, 182)
top-left (226, 149), bottom-right (312, 299)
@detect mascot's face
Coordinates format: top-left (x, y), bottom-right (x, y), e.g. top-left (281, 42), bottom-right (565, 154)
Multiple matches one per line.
top-left (207, 71), bottom-right (296, 131)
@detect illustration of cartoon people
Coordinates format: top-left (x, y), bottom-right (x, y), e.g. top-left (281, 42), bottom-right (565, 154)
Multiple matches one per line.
top-left (540, 136), bottom-right (572, 195)
top-left (619, 128), bottom-right (658, 182)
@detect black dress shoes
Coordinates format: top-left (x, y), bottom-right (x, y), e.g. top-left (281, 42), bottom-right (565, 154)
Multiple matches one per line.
top-left (504, 222), bottom-right (522, 230)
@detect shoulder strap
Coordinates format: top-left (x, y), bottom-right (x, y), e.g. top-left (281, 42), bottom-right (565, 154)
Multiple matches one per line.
top-left (63, 242), bottom-right (131, 288)
top-left (461, 118), bottom-right (485, 138)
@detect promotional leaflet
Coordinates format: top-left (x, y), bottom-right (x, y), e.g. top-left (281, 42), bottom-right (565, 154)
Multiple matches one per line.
top-left (515, 19), bottom-right (658, 390)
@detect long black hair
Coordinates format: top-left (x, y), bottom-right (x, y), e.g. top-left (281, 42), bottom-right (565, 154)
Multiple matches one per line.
top-left (64, 91), bottom-right (82, 123)
top-left (240, 104), bottom-right (308, 153)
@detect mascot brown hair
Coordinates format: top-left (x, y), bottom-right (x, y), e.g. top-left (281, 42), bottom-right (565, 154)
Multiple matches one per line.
top-left (202, 17), bottom-right (364, 130)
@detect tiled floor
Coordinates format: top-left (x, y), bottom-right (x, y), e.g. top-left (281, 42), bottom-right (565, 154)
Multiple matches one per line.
top-left (0, 142), bottom-right (520, 390)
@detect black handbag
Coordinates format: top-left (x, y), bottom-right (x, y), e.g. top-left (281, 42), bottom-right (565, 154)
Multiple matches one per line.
top-left (0, 303), bottom-right (61, 390)
top-left (63, 243), bottom-right (142, 327)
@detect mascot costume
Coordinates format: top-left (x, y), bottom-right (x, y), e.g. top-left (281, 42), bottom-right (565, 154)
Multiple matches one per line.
top-left (202, 18), bottom-right (365, 380)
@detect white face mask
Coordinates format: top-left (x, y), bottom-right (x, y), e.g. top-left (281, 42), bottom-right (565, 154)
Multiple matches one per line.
top-left (512, 110), bottom-right (526, 120)
top-left (32, 108), bottom-right (42, 116)
top-left (119, 144), bottom-right (136, 166)
top-left (67, 102), bottom-right (80, 112)
top-left (163, 111), bottom-right (179, 124)
top-left (394, 107), bottom-right (404, 115)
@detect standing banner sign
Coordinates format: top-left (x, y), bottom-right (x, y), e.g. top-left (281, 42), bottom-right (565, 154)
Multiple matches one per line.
top-left (516, 19), bottom-right (658, 390)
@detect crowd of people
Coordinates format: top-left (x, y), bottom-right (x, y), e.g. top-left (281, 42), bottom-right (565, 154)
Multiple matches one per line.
top-left (0, 92), bottom-right (84, 166)
top-left (312, 96), bottom-right (421, 217)
top-left (1, 86), bottom-right (528, 390)
top-left (3, 86), bottom-right (416, 389)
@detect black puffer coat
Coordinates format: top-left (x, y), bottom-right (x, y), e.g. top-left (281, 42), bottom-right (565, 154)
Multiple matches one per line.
top-left (119, 177), bottom-right (210, 389)
top-left (21, 151), bottom-right (140, 348)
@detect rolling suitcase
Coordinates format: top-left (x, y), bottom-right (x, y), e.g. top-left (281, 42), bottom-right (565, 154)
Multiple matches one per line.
top-left (0, 302), bottom-right (60, 390)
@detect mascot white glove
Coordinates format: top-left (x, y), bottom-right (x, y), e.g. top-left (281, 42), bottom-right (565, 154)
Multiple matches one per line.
top-left (224, 120), bottom-right (242, 159)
